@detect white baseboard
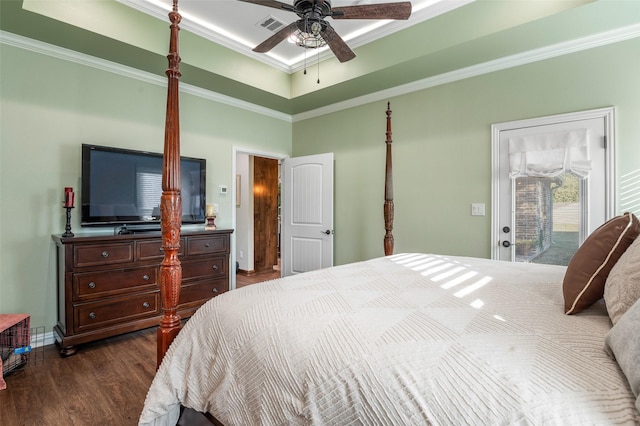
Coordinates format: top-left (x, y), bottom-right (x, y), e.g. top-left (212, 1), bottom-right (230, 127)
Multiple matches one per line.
top-left (30, 330), bottom-right (56, 348)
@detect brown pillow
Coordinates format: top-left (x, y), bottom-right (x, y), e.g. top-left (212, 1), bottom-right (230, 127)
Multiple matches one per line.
top-left (563, 212), bottom-right (640, 315)
top-left (604, 235), bottom-right (640, 324)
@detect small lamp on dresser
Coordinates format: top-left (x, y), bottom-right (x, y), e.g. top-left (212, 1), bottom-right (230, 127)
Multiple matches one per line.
top-left (205, 204), bottom-right (217, 230)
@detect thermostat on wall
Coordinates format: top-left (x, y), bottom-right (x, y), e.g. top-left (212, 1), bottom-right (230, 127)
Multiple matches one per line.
top-left (219, 185), bottom-right (228, 195)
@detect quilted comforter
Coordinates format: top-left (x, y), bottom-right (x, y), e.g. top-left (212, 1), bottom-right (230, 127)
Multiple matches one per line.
top-left (139, 253), bottom-right (639, 425)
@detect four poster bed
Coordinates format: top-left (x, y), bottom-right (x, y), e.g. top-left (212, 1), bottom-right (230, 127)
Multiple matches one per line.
top-left (140, 2), bottom-right (640, 425)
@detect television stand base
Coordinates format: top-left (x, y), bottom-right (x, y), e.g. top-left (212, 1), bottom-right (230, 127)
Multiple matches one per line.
top-left (114, 224), bottom-right (161, 235)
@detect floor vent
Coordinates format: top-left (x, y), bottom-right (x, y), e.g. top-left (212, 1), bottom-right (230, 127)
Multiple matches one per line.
top-left (257, 15), bottom-right (286, 32)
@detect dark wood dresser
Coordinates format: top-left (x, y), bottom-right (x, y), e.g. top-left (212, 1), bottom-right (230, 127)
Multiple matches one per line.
top-left (51, 229), bottom-right (233, 355)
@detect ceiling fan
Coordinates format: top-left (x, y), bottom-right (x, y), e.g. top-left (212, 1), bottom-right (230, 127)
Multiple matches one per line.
top-left (238, 0), bottom-right (412, 62)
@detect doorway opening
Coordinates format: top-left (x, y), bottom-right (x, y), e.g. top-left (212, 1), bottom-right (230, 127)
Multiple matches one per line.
top-left (235, 150), bottom-right (284, 289)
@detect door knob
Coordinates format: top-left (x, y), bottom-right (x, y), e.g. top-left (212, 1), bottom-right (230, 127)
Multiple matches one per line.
top-left (502, 241), bottom-right (511, 247)
top-left (322, 230), bottom-right (331, 235)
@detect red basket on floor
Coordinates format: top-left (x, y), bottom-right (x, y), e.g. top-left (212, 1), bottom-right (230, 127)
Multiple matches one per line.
top-left (1, 314), bottom-right (31, 383)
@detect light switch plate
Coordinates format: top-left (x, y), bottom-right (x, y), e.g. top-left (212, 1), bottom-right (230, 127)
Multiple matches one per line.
top-left (471, 203), bottom-right (485, 216)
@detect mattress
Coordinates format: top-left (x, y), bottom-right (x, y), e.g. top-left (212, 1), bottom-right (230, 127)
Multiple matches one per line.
top-left (140, 253), bottom-right (639, 425)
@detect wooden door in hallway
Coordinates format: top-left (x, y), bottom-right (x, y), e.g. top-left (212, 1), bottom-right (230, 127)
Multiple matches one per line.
top-left (253, 156), bottom-right (279, 273)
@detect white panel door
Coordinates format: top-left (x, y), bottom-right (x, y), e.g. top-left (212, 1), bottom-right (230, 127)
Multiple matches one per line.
top-left (491, 108), bottom-right (615, 263)
top-left (282, 153), bottom-right (334, 276)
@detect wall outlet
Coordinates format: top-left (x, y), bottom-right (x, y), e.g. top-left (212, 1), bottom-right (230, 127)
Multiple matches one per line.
top-left (471, 203), bottom-right (485, 216)
top-left (239, 250), bottom-right (244, 259)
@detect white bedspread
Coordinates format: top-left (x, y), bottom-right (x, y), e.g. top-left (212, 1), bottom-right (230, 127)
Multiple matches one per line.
top-left (139, 253), bottom-right (640, 425)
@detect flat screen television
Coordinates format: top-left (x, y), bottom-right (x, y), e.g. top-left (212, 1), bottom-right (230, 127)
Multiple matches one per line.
top-left (81, 144), bottom-right (206, 228)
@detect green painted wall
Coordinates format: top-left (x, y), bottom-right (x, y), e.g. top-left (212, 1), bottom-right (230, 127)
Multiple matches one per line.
top-left (292, 38), bottom-right (640, 265)
top-left (0, 44), bottom-right (292, 330)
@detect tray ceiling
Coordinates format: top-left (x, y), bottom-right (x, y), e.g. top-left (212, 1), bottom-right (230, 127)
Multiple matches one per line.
top-left (120, 0), bottom-right (472, 72)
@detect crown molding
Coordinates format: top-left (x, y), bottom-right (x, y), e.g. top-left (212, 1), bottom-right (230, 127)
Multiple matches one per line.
top-left (292, 22), bottom-right (640, 122)
top-left (0, 30), bottom-right (292, 122)
top-left (3, 22), bottom-right (640, 123)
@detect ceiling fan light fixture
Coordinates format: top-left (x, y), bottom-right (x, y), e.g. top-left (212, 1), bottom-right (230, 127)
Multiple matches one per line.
top-left (291, 31), bottom-right (327, 49)
top-left (290, 18), bottom-right (328, 49)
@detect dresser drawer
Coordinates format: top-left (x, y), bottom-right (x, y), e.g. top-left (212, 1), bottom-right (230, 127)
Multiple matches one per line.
top-left (74, 291), bottom-right (159, 332)
top-left (179, 279), bottom-right (228, 307)
top-left (186, 235), bottom-right (229, 256)
top-left (74, 243), bottom-right (134, 267)
top-left (137, 238), bottom-right (185, 261)
top-left (73, 266), bottom-right (158, 301)
top-left (182, 256), bottom-right (227, 282)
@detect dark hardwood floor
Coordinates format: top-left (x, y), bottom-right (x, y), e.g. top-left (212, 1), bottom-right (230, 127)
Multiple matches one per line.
top-left (236, 268), bottom-right (281, 289)
top-left (0, 271), bottom-right (279, 426)
top-left (1, 327), bottom-right (157, 426)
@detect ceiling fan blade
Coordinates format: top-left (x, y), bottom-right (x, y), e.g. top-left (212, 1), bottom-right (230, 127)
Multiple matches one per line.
top-left (321, 26), bottom-right (356, 63)
top-left (332, 2), bottom-right (412, 20)
top-left (253, 21), bottom-right (299, 53)
top-left (236, 0), bottom-right (295, 13)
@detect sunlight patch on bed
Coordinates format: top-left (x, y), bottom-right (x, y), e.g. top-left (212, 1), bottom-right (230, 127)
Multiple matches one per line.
top-left (390, 253), bottom-right (496, 300)
top-left (439, 270), bottom-right (478, 289)
top-left (470, 299), bottom-right (485, 309)
top-left (389, 253), bottom-right (457, 274)
top-left (432, 266), bottom-right (466, 282)
top-left (421, 261), bottom-right (459, 276)
top-left (453, 276), bottom-right (493, 298)
top-left (404, 257), bottom-right (439, 269)
top-left (389, 253), bottom-right (430, 264)
top-left (410, 259), bottom-right (447, 272)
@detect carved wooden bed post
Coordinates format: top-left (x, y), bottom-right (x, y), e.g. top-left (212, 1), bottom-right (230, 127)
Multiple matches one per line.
top-left (157, 0), bottom-right (183, 368)
top-left (384, 102), bottom-right (394, 256)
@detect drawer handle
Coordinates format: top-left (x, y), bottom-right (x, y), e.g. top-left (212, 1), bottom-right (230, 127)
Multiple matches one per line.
top-left (212, 288), bottom-right (219, 295)
top-left (88, 282), bottom-right (96, 289)
top-left (205, 243), bottom-right (211, 248)
top-left (89, 312), bottom-right (96, 320)
top-left (143, 302), bottom-right (150, 308)
top-left (143, 275), bottom-right (150, 281)
top-left (212, 265), bottom-right (218, 270)
top-left (101, 251), bottom-right (109, 258)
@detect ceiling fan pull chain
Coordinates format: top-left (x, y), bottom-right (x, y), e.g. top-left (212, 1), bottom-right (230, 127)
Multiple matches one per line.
top-left (303, 17), bottom-right (308, 75)
top-left (303, 48), bottom-right (307, 75)
top-left (317, 48), bottom-right (320, 84)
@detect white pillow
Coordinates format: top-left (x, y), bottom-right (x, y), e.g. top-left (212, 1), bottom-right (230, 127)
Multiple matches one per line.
top-left (605, 297), bottom-right (640, 412)
top-left (604, 235), bottom-right (640, 324)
